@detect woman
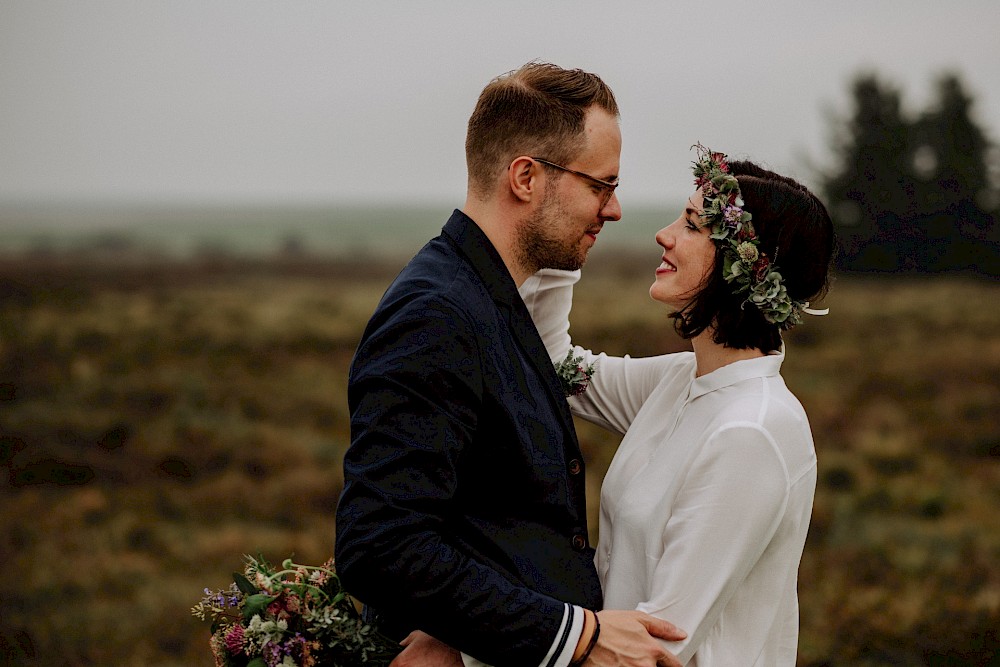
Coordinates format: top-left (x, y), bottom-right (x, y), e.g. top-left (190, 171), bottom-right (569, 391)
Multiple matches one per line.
top-left (519, 144), bottom-right (834, 665)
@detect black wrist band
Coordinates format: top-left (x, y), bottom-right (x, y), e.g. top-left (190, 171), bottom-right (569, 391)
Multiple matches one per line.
top-left (570, 610), bottom-right (601, 666)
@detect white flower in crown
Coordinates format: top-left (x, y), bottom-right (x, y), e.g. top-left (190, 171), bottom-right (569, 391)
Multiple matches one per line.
top-left (736, 241), bottom-right (759, 264)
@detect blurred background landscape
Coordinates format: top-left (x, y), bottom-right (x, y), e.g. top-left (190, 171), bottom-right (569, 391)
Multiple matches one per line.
top-left (2, 2), bottom-right (999, 665)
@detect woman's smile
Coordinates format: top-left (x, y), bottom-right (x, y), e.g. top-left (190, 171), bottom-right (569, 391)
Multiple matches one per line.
top-left (656, 255), bottom-right (677, 274)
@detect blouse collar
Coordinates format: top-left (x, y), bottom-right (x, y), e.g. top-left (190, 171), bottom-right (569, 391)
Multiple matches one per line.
top-left (688, 348), bottom-right (784, 400)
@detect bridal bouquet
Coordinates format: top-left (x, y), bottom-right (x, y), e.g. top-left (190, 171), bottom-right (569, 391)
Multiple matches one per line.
top-left (192, 554), bottom-right (401, 667)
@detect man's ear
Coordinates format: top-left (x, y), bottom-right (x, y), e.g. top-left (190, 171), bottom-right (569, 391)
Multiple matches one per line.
top-left (507, 156), bottom-right (538, 203)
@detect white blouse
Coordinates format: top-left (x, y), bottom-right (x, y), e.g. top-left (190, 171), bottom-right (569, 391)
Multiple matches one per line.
top-left (520, 269), bottom-right (817, 667)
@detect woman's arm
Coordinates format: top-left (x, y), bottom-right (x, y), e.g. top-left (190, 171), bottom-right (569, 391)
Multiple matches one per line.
top-left (518, 268), bottom-right (577, 362)
top-left (520, 269), bottom-right (688, 435)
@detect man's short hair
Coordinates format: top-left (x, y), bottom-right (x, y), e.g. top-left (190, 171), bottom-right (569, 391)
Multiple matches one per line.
top-left (465, 61), bottom-right (619, 199)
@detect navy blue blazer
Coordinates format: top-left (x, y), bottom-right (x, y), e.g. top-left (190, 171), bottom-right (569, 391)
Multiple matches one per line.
top-left (335, 210), bottom-right (602, 666)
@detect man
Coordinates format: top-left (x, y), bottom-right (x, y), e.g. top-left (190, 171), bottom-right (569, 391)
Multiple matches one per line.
top-left (335, 62), bottom-right (684, 667)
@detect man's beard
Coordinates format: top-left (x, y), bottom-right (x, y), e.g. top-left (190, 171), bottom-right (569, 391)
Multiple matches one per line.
top-left (515, 190), bottom-right (588, 274)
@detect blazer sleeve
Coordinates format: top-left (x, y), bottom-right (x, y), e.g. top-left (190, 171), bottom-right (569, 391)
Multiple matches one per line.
top-left (335, 293), bottom-right (569, 666)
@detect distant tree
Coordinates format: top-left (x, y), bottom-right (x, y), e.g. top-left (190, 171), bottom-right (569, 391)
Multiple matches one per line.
top-left (822, 74), bottom-right (918, 271)
top-left (820, 71), bottom-right (998, 275)
top-left (912, 73), bottom-right (998, 273)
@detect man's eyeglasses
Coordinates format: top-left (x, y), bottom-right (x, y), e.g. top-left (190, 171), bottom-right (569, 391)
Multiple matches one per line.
top-left (531, 157), bottom-right (619, 210)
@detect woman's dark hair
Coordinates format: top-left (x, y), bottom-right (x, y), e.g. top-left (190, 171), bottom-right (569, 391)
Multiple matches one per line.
top-left (671, 160), bottom-right (835, 352)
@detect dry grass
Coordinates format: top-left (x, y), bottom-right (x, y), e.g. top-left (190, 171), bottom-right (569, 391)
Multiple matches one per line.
top-left (1, 252), bottom-right (998, 665)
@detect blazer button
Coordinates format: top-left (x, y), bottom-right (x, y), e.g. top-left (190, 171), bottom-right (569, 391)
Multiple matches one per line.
top-left (572, 533), bottom-right (587, 551)
top-left (568, 458), bottom-right (582, 475)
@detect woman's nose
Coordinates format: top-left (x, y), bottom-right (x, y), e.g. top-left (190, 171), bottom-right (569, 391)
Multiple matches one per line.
top-left (655, 224), bottom-right (674, 248)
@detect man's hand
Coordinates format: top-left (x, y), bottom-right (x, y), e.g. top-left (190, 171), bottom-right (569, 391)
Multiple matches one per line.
top-left (389, 630), bottom-right (464, 667)
top-left (586, 610), bottom-right (686, 667)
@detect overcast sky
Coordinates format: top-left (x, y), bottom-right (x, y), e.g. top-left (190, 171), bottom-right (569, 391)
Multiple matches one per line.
top-left (2, 1), bottom-right (999, 208)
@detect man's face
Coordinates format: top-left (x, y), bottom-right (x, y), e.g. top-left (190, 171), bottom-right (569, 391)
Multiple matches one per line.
top-left (516, 107), bottom-right (622, 273)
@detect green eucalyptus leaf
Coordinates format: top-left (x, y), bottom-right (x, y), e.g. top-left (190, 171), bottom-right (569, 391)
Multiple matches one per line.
top-left (233, 572), bottom-right (258, 595)
top-left (242, 593), bottom-right (275, 621)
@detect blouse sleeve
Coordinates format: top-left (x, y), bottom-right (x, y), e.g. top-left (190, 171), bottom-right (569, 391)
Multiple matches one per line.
top-left (519, 269), bottom-right (683, 436)
top-left (635, 424), bottom-right (792, 664)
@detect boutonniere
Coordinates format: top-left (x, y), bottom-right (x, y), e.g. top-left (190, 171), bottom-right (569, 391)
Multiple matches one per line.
top-left (554, 350), bottom-right (597, 397)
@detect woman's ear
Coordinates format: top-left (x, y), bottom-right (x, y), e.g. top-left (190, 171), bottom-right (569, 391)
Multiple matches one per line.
top-left (507, 156), bottom-right (538, 203)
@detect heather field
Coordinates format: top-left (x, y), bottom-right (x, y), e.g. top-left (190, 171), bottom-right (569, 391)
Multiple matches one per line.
top-left (1, 251), bottom-right (998, 665)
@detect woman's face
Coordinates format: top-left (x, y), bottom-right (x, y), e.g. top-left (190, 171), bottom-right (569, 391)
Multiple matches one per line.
top-left (650, 188), bottom-right (717, 310)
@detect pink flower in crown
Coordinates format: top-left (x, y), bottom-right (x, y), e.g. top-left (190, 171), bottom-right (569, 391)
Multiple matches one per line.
top-left (736, 224), bottom-right (757, 242)
top-left (712, 152), bottom-right (729, 172)
top-left (754, 256), bottom-right (771, 281)
top-left (223, 624), bottom-right (245, 655)
top-left (695, 172), bottom-right (716, 193)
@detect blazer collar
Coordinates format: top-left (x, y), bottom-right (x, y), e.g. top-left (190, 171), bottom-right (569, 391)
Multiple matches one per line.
top-left (442, 210), bottom-right (580, 445)
top-left (442, 210), bottom-right (520, 307)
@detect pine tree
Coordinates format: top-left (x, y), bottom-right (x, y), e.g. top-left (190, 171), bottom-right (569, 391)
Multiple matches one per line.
top-left (821, 71), bottom-right (998, 275)
top-left (912, 72), bottom-right (997, 273)
top-left (821, 74), bottom-right (918, 272)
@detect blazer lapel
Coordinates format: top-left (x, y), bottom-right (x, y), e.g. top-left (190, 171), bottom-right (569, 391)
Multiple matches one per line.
top-left (441, 211), bottom-right (580, 446)
top-left (500, 297), bottom-right (580, 438)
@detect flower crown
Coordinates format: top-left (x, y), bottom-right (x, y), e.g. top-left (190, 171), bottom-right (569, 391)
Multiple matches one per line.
top-left (691, 143), bottom-right (825, 329)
